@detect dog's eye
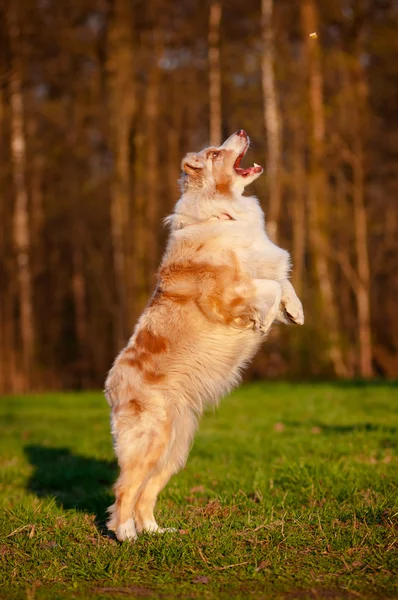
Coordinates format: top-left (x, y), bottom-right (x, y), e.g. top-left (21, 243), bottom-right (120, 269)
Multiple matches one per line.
top-left (211, 151), bottom-right (220, 159)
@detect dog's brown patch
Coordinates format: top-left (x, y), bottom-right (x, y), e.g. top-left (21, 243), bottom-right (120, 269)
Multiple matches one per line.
top-left (215, 180), bottom-right (231, 195)
top-left (159, 258), bottom-right (255, 327)
top-left (143, 370), bottom-right (166, 384)
top-left (128, 398), bottom-right (144, 413)
top-left (145, 423), bottom-right (171, 471)
top-left (162, 292), bottom-right (191, 305)
top-left (136, 329), bottom-right (168, 354)
top-left (119, 349), bottom-right (151, 368)
top-left (119, 355), bottom-right (140, 368)
top-left (160, 259), bottom-right (228, 296)
top-left (147, 457), bottom-right (159, 471)
top-left (229, 296), bottom-right (245, 309)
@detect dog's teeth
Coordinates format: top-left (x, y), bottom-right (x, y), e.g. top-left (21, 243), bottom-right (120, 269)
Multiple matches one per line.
top-left (254, 163), bottom-right (260, 168)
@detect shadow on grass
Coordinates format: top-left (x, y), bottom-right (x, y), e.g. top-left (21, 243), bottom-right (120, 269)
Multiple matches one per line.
top-left (24, 445), bottom-right (116, 532)
top-left (332, 379), bottom-right (398, 389)
top-left (283, 422), bottom-right (397, 435)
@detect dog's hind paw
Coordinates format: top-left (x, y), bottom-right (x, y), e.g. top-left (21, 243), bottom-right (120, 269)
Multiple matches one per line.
top-left (156, 527), bottom-right (177, 534)
top-left (140, 520), bottom-right (177, 535)
top-left (116, 518), bottom-right (137, 542)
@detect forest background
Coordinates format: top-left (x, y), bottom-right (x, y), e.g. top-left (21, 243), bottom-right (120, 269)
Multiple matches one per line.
top-left (1, 0), bottom-right (397, 393)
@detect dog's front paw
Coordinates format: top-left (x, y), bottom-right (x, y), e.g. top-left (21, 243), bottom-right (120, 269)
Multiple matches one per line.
top-left (252, 280), bottom-right (282, 335)
top-left (282, 296), bottom-right (304, 325)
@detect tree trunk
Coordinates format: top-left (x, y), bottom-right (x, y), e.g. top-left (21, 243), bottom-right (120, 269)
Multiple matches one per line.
top-left (167, 74), bottom-right (183, 204)
top-left (72, 245), bottom-right (88, 385)
top-left (351, 58), bottom-right (373, 378)
top-left (301, 0), bottom-right (348, 377)
top-left (260, 0), bottom-right (282, 243)
top-left (132, 129), bottom-right (149, 322)
top-left (145, 18), bottom-right (162, 277)
top-left (352, 144), bottom-right (372, 377)
top-left (338, 47), bottom-right (373, 378)
top-left (106, 0), bottom-right (135, 349)
top-left (208, 0), bottom-right (222, 147)
top-left (291, 118), bottom-right (306, 296)
top-left (67, 97), bottom-right (89, 388)
top-left (7, 1), bottom-right (35, 389)
top-left (28, 119), bottom-right (44, 251)
top-left (0, 85), bottom-right (7, 393)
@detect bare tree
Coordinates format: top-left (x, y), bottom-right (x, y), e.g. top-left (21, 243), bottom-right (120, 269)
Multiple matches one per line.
top-left (7, 1), bottom-right (35, 388)
top-left (145, 3), bottom-right (163, 277)
top-left (28, 118), bottom-right (44, 251)
top-left (351, 127), bottom-right (372, 377)
top-left (0, 84), bottom-right (6, 392)
top-left (72, 244), bottom-right (88, 381)
top-left (332, 35), bottom-right (373, 379)
top-left (290, 117), bottom-right (306, 296)
top-left (261, 0), bottom-right (282, 243)
top-left (131, 126), bottom-right (150, 323)
top-left (167, 73), bottom-right (183, 203)
top-left (347, 51), bottom-right (373, 377)
top-left (301, 0), bottom-right (348, 377)
top-left (106, 0), bottom-right (136, 349)
top-left (208, 0), bottom-right (222, 146)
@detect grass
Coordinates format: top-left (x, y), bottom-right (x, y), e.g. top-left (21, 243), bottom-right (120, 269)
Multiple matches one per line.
top-left (0, 382), bottom-right (397, 600)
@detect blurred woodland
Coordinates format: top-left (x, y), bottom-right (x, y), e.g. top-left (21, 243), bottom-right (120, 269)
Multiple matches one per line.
top-left (0, 0), bottom-right (397, 393)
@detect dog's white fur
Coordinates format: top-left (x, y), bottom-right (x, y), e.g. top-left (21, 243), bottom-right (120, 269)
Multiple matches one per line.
top-left (105, 131), bottom-right (304, 541)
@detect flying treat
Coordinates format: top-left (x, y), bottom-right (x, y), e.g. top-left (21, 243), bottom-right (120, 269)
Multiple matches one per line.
top-left (309, 32), bottom-right (318, 39)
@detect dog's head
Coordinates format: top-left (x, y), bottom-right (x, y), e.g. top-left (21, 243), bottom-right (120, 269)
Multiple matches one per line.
top-left (181, 130), bottom-right (263, 195)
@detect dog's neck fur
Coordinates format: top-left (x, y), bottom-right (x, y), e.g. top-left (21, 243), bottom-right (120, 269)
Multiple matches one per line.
top-left (165, 188), bottom-right (264, 232)
top-left (174, 212), bottom-right (235, 230)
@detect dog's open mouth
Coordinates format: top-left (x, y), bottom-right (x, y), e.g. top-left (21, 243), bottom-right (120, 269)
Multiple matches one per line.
top-left (233, 150), bottom-right (263, 177)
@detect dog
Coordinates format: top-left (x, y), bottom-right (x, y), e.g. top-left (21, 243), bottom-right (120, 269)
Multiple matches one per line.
top-left (105, 130), bottom-right (304, 542)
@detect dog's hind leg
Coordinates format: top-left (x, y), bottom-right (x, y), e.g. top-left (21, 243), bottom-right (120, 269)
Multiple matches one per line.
top-left (107, 412), bottom-right (171, 542)
top-left (133, 407), bottom-right (196, 534)
top-left (133, 464), bottom-right (176, 534)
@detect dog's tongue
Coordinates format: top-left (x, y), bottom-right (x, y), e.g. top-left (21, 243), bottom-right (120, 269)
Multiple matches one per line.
top-left (234, 153), bottom-right (262, 177)
top-left (234, 164), bottom-right (263, 176)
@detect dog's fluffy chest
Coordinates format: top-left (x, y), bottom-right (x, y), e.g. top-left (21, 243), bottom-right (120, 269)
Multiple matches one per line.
top-left (209, 219), bottom-right (290, 282)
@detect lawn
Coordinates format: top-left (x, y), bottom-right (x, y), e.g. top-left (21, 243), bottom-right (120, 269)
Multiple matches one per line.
top-left (0, 383), bottom-right (397, 599)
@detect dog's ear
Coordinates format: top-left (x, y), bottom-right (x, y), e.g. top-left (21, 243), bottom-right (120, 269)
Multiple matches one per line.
top-left (183, 162), bottom-right (202, 175)
top-left (181, 153), bottom-right (204, 175)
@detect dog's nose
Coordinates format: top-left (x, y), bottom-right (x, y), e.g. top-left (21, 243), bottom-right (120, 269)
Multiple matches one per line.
top-left (236, 129), bottom-right (248, 139)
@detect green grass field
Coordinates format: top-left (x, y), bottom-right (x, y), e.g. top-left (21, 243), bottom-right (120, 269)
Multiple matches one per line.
top-left (0, 383), bottom-right (397, 600)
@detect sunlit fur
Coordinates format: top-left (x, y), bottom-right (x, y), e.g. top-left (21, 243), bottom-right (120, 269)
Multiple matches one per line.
top-left (105, 131), bottom-right (304, 541)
